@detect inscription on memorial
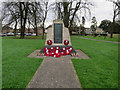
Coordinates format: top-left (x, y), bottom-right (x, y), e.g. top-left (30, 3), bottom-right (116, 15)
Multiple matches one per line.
top-left (54, 23), bottom-right (62, 43)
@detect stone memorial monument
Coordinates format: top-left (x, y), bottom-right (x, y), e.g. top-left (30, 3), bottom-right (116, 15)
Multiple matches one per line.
top-left (45, 19), bottom-right (71, 45)
top-left (40, 19), bottom-right (77, 57)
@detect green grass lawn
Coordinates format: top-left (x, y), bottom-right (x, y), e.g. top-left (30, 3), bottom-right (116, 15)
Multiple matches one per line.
top-left (79, 35), bottom-right (120, 42)
top-left (71, 36), bottom-right (118, 88)
top-left (2, 36), bottom-right (118, 88)
top-left (2, 37), bottom-right (45, 88)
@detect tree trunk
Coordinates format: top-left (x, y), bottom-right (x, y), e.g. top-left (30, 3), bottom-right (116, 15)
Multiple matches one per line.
top-left (81, 31), bottom-right (85, 36)
top-left (19, 2), bottom-right (24, 39)
top-left (20, 2), bottom-right (28, 39)
top-left (68, 28), bottom-right (72, 35)
top-left (42, 2), bottom-right (48, 39)
top-left (20, 27), bottom-right (24, 39)
top-left (110, 33), bottom-right (113, 38)
top-left (35, 26), bottom-right (38, 36)
top-left (14, 20), bottom-right (17, 36)
top-left (111, 8), bottom-right (116, 38)
top-left (63, 12), bottom-right (69, 28)
top-left (42, 23), bottom-right (45, 39)
top-left (33, 4), bottom-right (38, 36)
top-left (23, 2), bottom-right (28, 38)
top-left (42, 29), bottom-right (45, 39)
top-left (63, 2), bottom-right (69, 28)
top-left (92, 31), bottom-right (95, 37)
top-left (34, 14), bottom-right (38, 36)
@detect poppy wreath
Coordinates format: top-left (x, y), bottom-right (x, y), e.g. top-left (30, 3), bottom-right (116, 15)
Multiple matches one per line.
top-left (54, 53), bottom-right (61, 58)
top-left (67, 47), bottom-right (73, 53)
top-left (65, 49), bottom-right (71, 55)
top-left (61, 47), bottom-right (66, 55)
top-left (64, 40), bottom-right (69, 45)
top-left (44, 47), bottom-right (50, 56)
top-left (44, 47), bottom-right (49, 53)
top-left (49, 52), bottom-right (54, 57)
top-left (55, 46), bottom-right (60, 54)
top-left (43, 46), bottom-right (72, 57)
top-left (49, 47), bottom-right (55, 57)
top-left (47, 40), bottom-right (52, 45)
top-left (55, 46), bottom-right (60, 51)
top-left (49, 47), bottom-right (55, 52)
top-left (54, 46), bottom-right (61, 57)
top-left (61, 47), bottom-right (66, 52)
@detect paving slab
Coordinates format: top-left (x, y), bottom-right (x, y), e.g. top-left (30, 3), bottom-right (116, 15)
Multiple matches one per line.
top-left (27, 56), bottom-right (82, 88)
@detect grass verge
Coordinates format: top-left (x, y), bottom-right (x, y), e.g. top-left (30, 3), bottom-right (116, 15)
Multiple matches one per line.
top-left (79, 35), bottom-right (120, 42)
top-left (71, 36), bottom-right (118, 88)
top-left (2, 36), bottom-right (118, 88)
top-left (2, 37), bottom-right (45, 88)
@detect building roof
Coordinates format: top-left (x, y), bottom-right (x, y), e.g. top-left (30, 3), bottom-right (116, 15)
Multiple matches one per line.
top-left (45, 25), bottom-right (52, 29)
top-left (2, 25), bottom-right (13, 30)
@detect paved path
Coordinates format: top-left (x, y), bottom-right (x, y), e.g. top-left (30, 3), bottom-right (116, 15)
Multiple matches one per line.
top-left (27, 56), bottom-right (82, 88)
top-left (79, 37), bottom-right (120, 44)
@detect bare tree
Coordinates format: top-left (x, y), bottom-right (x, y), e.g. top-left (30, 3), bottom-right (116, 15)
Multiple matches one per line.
top-left (27, 1), bottom-right (51, 39)
top-left (2, 2), bottom-right (20, 36)
top-left (2, 2), bottom-right (42, 38)
top-left (107, 0), bottom-right (120, 38)
top-left (54, 0), bottom-right (93, 35)
top-left (41, 1), bottom-right (48, 39)
top-left (81, 16), bottom-right (85, 35)
top-left (7, 2), bottom-right (19, 36)
top-left (90, 16), bottom-right (97, 37)
top-left (19, 2), bottom-right (29, 39)
top-left (40, 1), bottom-right (53, 39)
top-left (2, 2), bottom-right (28, 38)
top-left (28, 2), bottom-right (43, 36)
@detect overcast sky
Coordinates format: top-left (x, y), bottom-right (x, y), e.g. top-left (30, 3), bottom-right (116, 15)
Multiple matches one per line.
top-left (45, 0), bottom-right (114, 28)
top-left (0, 0), bottom-right (117, 28)
top-left (85, 0), bottom-right (114, 28)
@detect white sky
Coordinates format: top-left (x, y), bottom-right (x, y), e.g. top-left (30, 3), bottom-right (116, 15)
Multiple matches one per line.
top-left (45, 0), bottom-right (114, 28)
top-left (85, 0), bottom-right (114, 28)
top-left (0, 0), bottom-right (117, 28)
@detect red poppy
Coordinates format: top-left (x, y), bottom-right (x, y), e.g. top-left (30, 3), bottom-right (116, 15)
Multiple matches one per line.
top-left (54, 53), bottom-right (61, 58)
top-left (60, 51), bottom-right (66, 55)
top-left (49, 52), bottom-right (54, 57)
top-left (67, 47), bottom-right (73, 53)
top-left (55, 49), bottom-right (60, 54)
top-left (65, 49), bottom-right (70, 55)
top-left (61, 47), bottom-right (66, 52)
top-left (64, 40), bottom-right (69, 45)
top-left (53, 54), bottom-right (56, 58)
top-left (47, 40), bottom-right (52, 45)
top-left (44, 47), bottom-right (50, 56)
top-left (55, 46), bottom-right (60, 50)
top-left (45, 52), bottom-right (50, 56)
top-left (61, 47), bottom-right (66, 55)
top-left (44, 47), bottom-right (49, 53)
top-left (49, 47), bottom-right (55, 52)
